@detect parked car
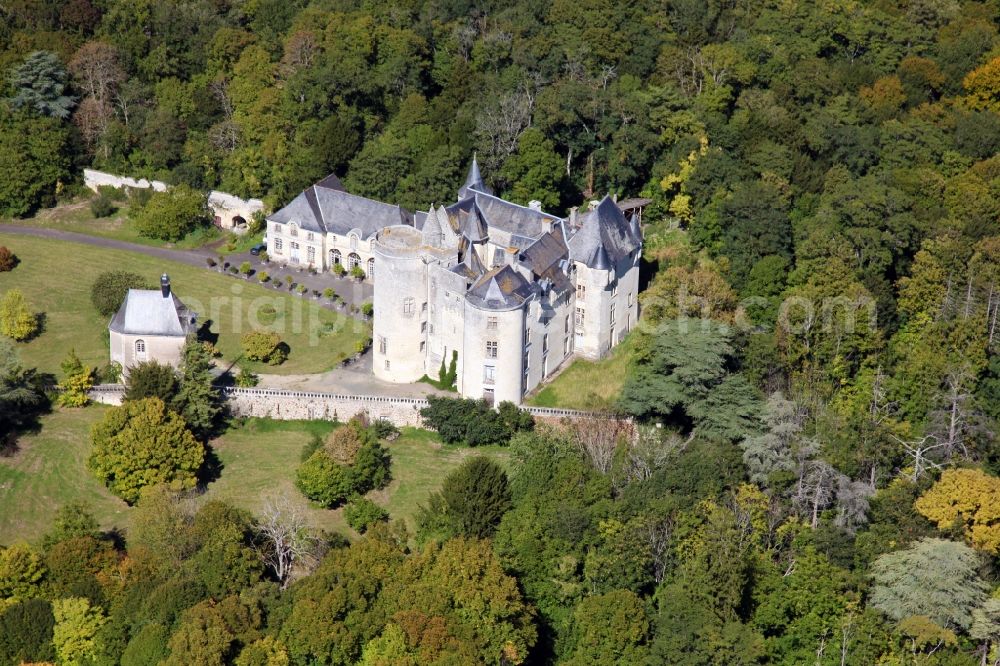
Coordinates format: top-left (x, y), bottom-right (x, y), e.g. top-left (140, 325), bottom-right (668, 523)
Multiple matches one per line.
top-left (250, 242), bottom-right (267, 256)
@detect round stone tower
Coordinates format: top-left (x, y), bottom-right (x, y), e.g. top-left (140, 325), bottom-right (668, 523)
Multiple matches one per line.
top-left (371, 225), bottom-right (432, 384)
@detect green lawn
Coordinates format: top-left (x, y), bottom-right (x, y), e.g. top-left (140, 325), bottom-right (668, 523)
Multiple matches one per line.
top-left (4, 198), bottom-right (226, 250)
top-left (0, 233), bottom-right (369, 375)
top-left (527, 332), bottom-right (637, 410)
top-left (0, 409), bottom-right (508, 545)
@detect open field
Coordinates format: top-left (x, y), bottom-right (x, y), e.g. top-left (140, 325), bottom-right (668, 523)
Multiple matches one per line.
top-left (0, 233), bottom-right (370, 375)
top-left (5, 198), bottom-right (224, 250)
top-left (0, 409), bottom-right (507, 544)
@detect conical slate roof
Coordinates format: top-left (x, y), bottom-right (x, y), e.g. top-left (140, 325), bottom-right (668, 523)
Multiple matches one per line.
top-left (568, 195), bottom-right (640, 270)
top-left (458, 154), bottom-right (492, 199)
top-left (466, 265), bottom-right (533, 310)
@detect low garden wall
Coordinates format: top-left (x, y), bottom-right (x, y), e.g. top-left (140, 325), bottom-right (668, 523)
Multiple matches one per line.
top-left (87, 384), bottom-right (600, 428)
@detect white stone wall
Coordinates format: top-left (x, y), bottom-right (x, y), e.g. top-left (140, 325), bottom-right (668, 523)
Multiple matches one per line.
top-left (208, 191), bottom-right (265, 234)
top-left (428, 266), bottom-right (468, 386)
top-left (109, 331), bottom-right (186, 375)
top-left (84, 169), bottom-right (168, 193)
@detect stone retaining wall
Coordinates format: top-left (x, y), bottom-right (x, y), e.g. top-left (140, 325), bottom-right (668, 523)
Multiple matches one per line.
top-left (87, 385), bottom-right (600, 428)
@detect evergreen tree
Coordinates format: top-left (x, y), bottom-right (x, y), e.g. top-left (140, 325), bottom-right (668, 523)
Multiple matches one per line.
top-left (8, 51), bottom-right (75, 119)
top-left (172, 338), bottom-right (224, 440)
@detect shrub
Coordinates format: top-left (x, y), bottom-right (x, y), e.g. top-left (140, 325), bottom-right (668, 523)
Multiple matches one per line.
top-left (295, 419), bottom-right (390, 508)
top-left (228, 266), bottom-right (239, 274)
top-left (98, 184), bottom-right (126, 202)
top-left (360, 302), bottom-right (373, 317)
top-left (131, 185), bottom-right (210, 241)
top-left (259, 251), bottom-right (269, 262)
top-left (239, 261), bottom-right (252, 277)
top-left (234, 363), bottom-right (259, 387)
top-left (241, 330), bottom-right (287, 365)
top-left (323, 288), bottom-right (334, 299)
top-left (420, 395), bottom-right (533, 446)
top-left (258, 271), bottom-right (269, 283)
top-left (90, 271), bottom-right (150, 316)
top-left (333, 263), bottom-right (346, 277)
top-left (124, 361), bottom-right (179, 403)
top-left (89, 193), bottom-right (115, 218)
top-left (284, 275), bottom-right (293, 286)
top-left (206, 257), bottom-right (216, 268)
top-left (0, 289), bottom-right (39, 341)
top-left (344, 497), bottom-right (388, 533)
top-left (296, 284), bottom-right (307, 294)
top-left (350, 265), bottom-right (365, 279)
top-left (0, 246), bottom-right (18, 272)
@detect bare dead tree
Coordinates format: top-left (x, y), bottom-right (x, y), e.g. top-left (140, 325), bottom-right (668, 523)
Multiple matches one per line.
top-left (618, 428), bottom-right (692, 487)
top-left (790, 457), bottom-right (839, 528)
top-left (892, 434), bottom-right (948, 482)
top-left (562, 414), bottom-right (633, 476)
top-left (475, 86), bottom-right (534, 175)
top-left (255, 494), bottom-right (320, 588)
top-left (639, 515), bottom-right (674, 584)
top-left (834, 476), bottom-right (875, 533)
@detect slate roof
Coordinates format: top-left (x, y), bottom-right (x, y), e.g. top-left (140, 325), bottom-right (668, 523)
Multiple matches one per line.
top-left (458, 155), bottom-right (492, 199)
top-left (445, 190), bottom-right (561, 241)
top-left (568, 195), bottom-right (641, 270)
top-left (450, 244), bottom-right (486, 280)
top-left (269, 174), bottom-right (413, 240)
top-left (466, 265), bottom-right (534, 310)
top-left (109, 287), bottom-right (197, 337)
top-left (519, 226), bottom-right (568, 279)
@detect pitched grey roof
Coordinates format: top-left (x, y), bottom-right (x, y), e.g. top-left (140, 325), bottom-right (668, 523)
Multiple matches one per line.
top-left (458, 155), bottom-right (492, 199)
top-left (568, 195), bottom-right (641, 270)
top-left (450, 244), bottom-right (486, 280)
top-left (519, 226), bottom-right (568, 279)
top-left (446, 191), bottom-right (561, 241)
top-left (466, 265), bottom-right (533, 310)
top-left (269, 174), bottom-right (413, 240)
top-left (109, 289), bottom-right (197, 337)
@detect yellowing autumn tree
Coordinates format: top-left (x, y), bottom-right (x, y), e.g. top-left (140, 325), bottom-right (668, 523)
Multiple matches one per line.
top-left (0, 289), bottom-right (38, 341)
top-left (963, 56), bottom-right (1000, 112)
top-left (915, 468), bottom-right (1000, 553)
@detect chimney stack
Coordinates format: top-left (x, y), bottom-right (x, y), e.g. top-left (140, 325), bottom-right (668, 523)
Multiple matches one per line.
top-left (160, 274), bottom-right (171, 298)
top-left (569, 207), bottom-right (578, 228)
top-left (528, 200), bottom-right (542, 212)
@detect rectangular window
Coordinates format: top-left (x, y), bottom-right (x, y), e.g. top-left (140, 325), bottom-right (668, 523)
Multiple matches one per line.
top-left (378, 336), bottom-right (387, 354)
top-left (610, 303), bottom-right (616, 326)
top-left (577, 284), bottom-right (585, 299)
top-left (272, 223), bottom-right (282, 234)
top-left (484, 365), bottom-right (495, 384)
top-left (543, 333), bottom-right (549, 353)
top-left (612, 281), bottom-right (618, 296)
top-left (422, 302), bottom-right (428, 312)
top-left (385, 360), bottom-right (390, 370)
top-left (403, 298), bottom-right (414, 315)
top-left (307, 232), bottom-right (314, 241)
top-left (575, 307), bottom-right (585, 331)
top-left (487, 316), bottom-right (498, 329)
top-left (289, 225), bottom-right (298, 237)
top-left (420, 341), bottom-right (426, 352)
top-left (273, 238), bottom-right (283, 253)
top-left (629, 292), bottom-right (634, 306)
top-left (291, 241), bottom-right (299, 250)
top-left (486, 341), bottom-right (498, 358)
top-left (307, 247), bottom-right (315, 263)
top-left (565, 315), bottom-right (570, 333)
top-left (421, 321), bottom-right (427, 333)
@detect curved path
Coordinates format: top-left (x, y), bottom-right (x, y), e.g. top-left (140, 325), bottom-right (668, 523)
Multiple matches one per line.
top-left (0, 224), bottom-right (215, 267)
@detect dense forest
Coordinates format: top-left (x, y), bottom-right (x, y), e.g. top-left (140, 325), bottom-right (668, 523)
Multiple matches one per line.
top-left (7, 0), bottom-right (1000, 664)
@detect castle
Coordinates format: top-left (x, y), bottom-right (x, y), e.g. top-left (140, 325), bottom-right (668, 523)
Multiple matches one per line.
top-left (266, 157), bottom-right (642, 404)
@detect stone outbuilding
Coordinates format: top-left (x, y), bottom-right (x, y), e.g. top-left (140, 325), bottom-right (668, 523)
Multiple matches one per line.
top-left (108, 274), bottom-right (197, 375)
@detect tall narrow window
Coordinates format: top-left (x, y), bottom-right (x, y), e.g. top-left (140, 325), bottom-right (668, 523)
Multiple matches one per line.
top-left (135, 339), bottom-right (146, 356)
top-left (486, 341), bottom-right (498, 358)
top-left (487, 316), bottom-right (497, 329)
top-left (542, 334), bottom-right (549, 353)
top-left (576, 284), bottom-right (585, 299)
top-left (273, 238), bottom-right (283, 253)
top-left (484, 366), bottom-right (495, 384)
top-left (575, 307), bottom-right (585, 332)
top-left (378, 336), bottom-right (387, 354)
top-left (403, 298), bottom-right (414, 315)
top-left (610, 303), bottom-right (616, 326)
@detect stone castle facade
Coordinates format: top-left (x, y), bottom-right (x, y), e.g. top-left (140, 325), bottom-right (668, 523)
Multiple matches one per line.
top-left (267, 158), bottom-right (642, 404)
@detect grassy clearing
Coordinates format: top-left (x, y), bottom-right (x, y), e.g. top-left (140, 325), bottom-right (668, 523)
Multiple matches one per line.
top-left (0, 233), bottom-right (369, 375)
top-left (0, 410), bottom-right (508, 545)
top-left (5, 198), bottom-right (224, 250)
top-left (527, 332), bottom-right (637, 410)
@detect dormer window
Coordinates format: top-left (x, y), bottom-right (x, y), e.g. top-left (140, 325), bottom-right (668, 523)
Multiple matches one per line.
top-left (289, 223), bottom-right (298, 237)
top-left (350, 234), bottom-right (358, 251)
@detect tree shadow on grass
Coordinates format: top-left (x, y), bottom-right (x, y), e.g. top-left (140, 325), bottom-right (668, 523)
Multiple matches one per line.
top-left (198, 444), bottom-right (224, 487)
